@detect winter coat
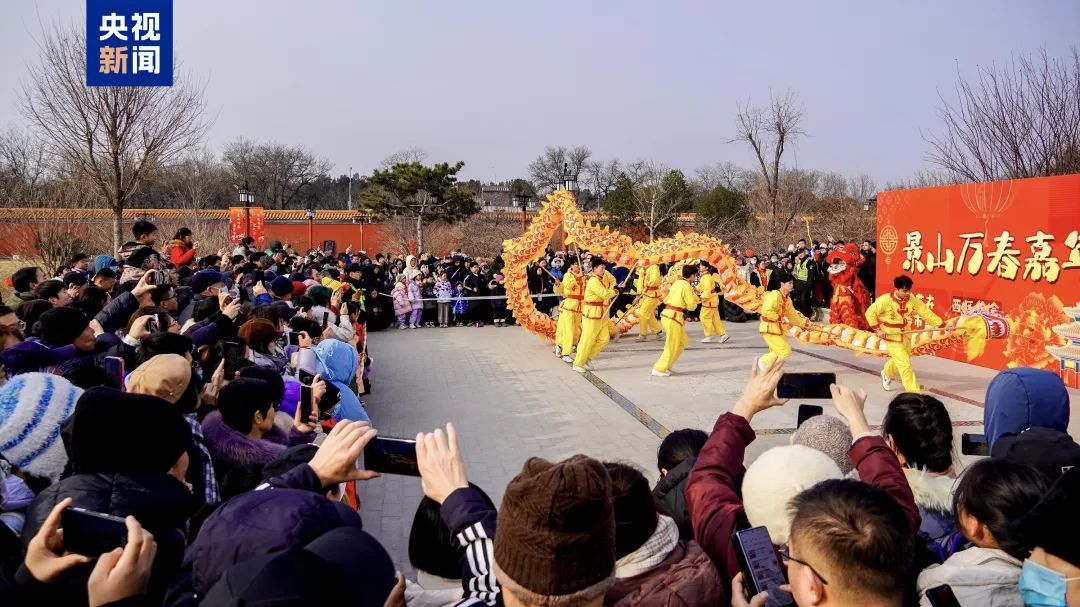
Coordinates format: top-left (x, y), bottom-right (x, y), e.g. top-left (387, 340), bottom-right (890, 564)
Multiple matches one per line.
top-left (392, 283), bottom-right (412, 317)
top-left (164, 487), bottom-right (365, 606)
top-left (403, 256), bottom-right (421, 282)
top-left (605, 516), bottom-right (725, 607)
top-left (453, 291), bottom-right (469, 315)
top-left (652, 457), bottom-right (696, 541)
top-left (201, 411), bottom-right (315, 496)
top-left (0, 339), bottom-right (76, 376)
top-left (917, 547), bottom-right (1024, 607)
top-left (904, 468), bottom-right (961, 562)
top-left (686, 413), bottom-right (920, 588)
top-left (405, 573), bottom-right (464, 607)
top-left (250, 349), bottom-right (289, 375)
top-left (984, 367), bottom-right (1070, 449)
top-left (408, 280), bottom-right (423, 311)
top-left (434, 279), bottom-right (453, 303)
top-left (312, 339), bottom-right (369, 423)
top-left (169, 240), bottom-right (197, 267)
top-left (24, 472), bottom-right (194, 606)
top-left (3, 291), bottom-right (34, 309)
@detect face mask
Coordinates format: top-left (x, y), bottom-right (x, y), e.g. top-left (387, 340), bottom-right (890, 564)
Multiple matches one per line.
top-left (1019, 559), bottom-right (1080, 607)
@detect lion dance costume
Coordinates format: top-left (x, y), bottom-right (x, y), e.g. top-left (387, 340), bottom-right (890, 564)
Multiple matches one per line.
top-left (826, 244), bottom-right (873, 330)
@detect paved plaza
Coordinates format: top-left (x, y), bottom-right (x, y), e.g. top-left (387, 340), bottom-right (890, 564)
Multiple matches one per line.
top-left (357, 319), bottom-right (1080, 574)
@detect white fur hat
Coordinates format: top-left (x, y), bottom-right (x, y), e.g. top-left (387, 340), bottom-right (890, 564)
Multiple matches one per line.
top-left (742, 445), bottom-right (843, 545)
top-left (0, 373), bottom-right (82, 482)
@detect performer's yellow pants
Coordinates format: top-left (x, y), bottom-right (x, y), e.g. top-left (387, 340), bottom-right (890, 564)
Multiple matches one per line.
top-left (760, 334), bottom-right (792, 366)
top-left (555, 310), bottom-right (581, 357)
top-left (574, 317), bottom-right (610, 367)
top-left (653, 317), bottom-right (688, 373)
top-left (883, 341), bottom-right (920, 393)
top-left (700, 306), bottom-right (727, 337)
top-left (638, 297), bottom-right (662, 336)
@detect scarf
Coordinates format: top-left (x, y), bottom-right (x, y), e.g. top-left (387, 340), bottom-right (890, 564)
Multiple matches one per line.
top-left (615, 515), bottom-right (680, 579)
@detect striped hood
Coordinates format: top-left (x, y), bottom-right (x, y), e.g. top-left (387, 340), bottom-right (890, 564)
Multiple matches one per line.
top-left (0, 373), bottom-right (83, 481)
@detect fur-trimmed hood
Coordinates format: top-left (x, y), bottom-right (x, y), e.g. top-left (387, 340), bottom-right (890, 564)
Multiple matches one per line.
top-left (200, 410), bottom-right (289, 469)
top-left (903, 467), bottom-right (955, 512)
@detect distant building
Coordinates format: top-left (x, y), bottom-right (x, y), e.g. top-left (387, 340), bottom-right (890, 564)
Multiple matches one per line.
top-left (1046, 301), bottom-right (1080, 389)
top-left (478, 184), bottom-right (538, 211)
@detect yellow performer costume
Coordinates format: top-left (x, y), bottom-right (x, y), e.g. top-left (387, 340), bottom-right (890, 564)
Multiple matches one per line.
top-left (758, 290), bottom-right (810, 366)
top-left (866, 292), bottom-right (942, 393)
top-left (554, 271), bottom-right (584, 359)
top-left (652, 277), bottom-right (700, 375)
top-left (697, 271), bottom-right (727, 342)
top-left (635, 264), bottom-right (663, 338)
top-left (573, 271), bottom-right (616, 370)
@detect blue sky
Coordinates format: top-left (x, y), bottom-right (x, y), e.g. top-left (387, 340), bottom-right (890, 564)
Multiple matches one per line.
top-left (1, 0), bottom-right (1077, 185)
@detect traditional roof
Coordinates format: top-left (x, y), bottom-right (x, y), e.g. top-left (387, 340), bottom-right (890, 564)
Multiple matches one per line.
top-left (1046, 345), bottom-right (1080, 360)
top-left (1052, 322), bottom-right (1080, 341)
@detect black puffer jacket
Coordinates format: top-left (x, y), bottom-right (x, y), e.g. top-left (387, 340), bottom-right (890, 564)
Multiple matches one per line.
top-left (651, 457), bottom-right (696, 541)
top-left (24, 472), bottom-right (195, 606)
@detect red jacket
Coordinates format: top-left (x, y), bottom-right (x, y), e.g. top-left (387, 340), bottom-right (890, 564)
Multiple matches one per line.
top-left (686, 413), bottom-right (921, 586)
top-left (169, 240), bottom-right (196, 267)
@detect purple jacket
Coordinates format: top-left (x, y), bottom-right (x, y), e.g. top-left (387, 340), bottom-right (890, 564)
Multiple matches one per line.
top-left (408, 280), bottom-right (423, 310)
top-left (200, 411), bottom-right (315, 472)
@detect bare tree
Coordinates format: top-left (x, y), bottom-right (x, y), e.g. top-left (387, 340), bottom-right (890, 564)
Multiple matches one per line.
top-left (731, 92), bottom-right (812, 250)
top-left (528, 145), bottom-right (592, 195)
top-left (380, 147), bottom-right (428, 169)
top-left (582, 158), bottom-right (621, 211)
top-left (223, 138), bottom-right (331, 209)
top-left (623, 161), bottom-right (693, 242)
top-left (693, 161), bottom-right (753, 195)
top-left (926, 48), bottom-right (1080, 182)
top-left (19, 21), bottom-right (208, 252)
top-left (165, 148), bottom-right (226, 212)
top-left (0, 128), bottom-right (50, 203)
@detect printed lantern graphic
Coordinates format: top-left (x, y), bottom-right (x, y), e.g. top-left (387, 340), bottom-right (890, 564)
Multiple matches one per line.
top-left (960, 180), bottom-right (1014, 241)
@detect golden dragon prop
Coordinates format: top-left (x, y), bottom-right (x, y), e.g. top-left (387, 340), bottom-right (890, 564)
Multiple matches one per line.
top-left (503, 191), bottom-right (1011, 360)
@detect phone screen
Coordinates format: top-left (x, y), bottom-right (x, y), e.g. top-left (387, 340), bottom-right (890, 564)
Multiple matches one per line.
top-left (961, 433), bottom-right (991, 457)
top-left (299, 383), bottom-right (313, 422)
top-left (364, 437), bottom-right (420, 476)
top-left (287, 331), bottom-right (302, 347)
top-left (61, 507), bottom-right (128, 556)
top-left (154, 269), bottom-right (171, 286)
top-left (796, 404), bottom-right (824, 428)
top-left (104, 356), bottom-right (125, 391)
top-left (732, 527), bottom-right (794, 607)
top-left (777, 373), bottom-right (836, 399)
top-left (322, 311), bottom-right (330, 329)
top-left (223, 340), bottom-right (244, 380)
top-left (297, 370), bottom-right (315, 386)
top-left (925, 585), bottom-right (962, 607)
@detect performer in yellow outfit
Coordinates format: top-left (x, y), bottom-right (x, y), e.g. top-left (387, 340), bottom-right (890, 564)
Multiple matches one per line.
top-left (573, 257), bottom-right (617, 373)
top-left (758, 270), bottom-right (811, 370)
top-left (635, 263), bottom-right (663, 341)
top-left (652, 263), bottom-right (701, 377)
top-left (554, 257), bottom-right (584, 362)
top-left (865, 275), bottom-right (942, 394)
top-left (697, 263), bottom-right (728, 344)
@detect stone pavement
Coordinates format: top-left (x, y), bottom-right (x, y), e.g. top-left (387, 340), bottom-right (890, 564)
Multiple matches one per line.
top-left (357, 319), bottom-right (1080, 575)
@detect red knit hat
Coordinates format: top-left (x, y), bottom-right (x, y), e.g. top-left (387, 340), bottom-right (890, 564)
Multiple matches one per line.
top-left (493, 455), bottom-right (615, 606)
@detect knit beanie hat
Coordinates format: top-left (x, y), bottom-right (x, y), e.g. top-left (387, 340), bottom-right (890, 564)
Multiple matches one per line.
top-left (126, 354), bottom-right (192, 404)
top-left (67, 387), bottom-right (192, 476)
top-left (307, 285), bottom-right (332, 301)
top-left (291, 281), bottom-right (307, 297)
top-left (271, 275), bottom-right (293, 297)
top-left (494, 455), bottom-right (616, 606)
top-left (0, 373), bottom-right (82, 481)
top-left (790, 415), bottom-right (854, 474)
top-left (742, 445), bottom-right (843, 545)
top-left (34, 306), bottom-right (90, 347)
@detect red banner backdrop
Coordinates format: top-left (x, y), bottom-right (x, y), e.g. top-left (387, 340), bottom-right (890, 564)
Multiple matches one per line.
top-left (227, 207), bottom-right (266, 244)
top-left (875, 174), bottom-right (1080, 377)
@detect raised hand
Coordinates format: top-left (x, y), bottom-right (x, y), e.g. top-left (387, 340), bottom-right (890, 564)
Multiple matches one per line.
top-left (732, 358), bottom-right (788, 422)
top-left (415, 423), bottom-right (469, 504)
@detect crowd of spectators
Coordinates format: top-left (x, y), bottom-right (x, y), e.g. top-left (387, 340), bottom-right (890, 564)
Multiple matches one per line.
top-left (0, 220), bottom-right (1076, 606)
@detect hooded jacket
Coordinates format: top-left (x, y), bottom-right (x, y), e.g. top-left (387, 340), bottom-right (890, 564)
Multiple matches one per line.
top-left (313, 339), bottom-right (369, 423)
top-left (651, 458), bottom-right (696, 541)
top-left (0, 339), bottom-right (77, 376)
top-left (904, 468), bottom-right (961, 561)
top-left (984, 368), bottom-right (1069, 449)
top-left (917, 546), bottom-right (1024, 607)
top-left (392, 281), bottom-right (412, 317)
top-left (201, 410), bottom-right (315, 489)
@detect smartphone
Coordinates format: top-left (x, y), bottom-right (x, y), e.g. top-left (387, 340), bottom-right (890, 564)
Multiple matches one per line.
top-left (104, 356), bottom-right (125, 391)
top-left (287, 331), bottom-right (302, 347)
top-left (796, 404), bottom-right (824, 428)
top-left (731, 527), bottom-right (795, 607)
top-left (364, 437), bottom-right (420, 476)
top-left (322, 311), bottom-right (330, 330)
top-left (297, 369), bottom-right (315, 386)
top-left (153, 269), bottom-right (171, 286)
top-left (925, 584), bottom-right (962, 607)
top-left (146, 311), bottom-right (170, 334)
top-left (961, 433), bottom-right (991, 456)
top-left (777, 373), bottom-right (837, 400)
top-left (299, 383), bottom-right (313, 423)
top-left (61, 507), bottom-right (128, 556)
top-left (222, 339), bottom-right (245, 381)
